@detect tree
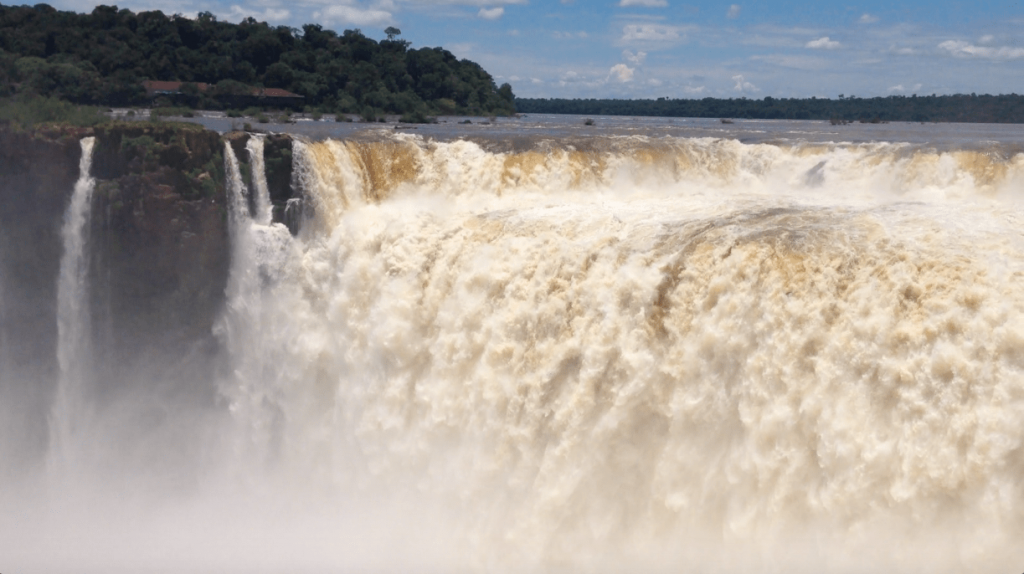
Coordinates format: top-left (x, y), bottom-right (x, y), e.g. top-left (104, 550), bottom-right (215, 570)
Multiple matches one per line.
top-left (0, 4), bottom-right (520, 116)
top-left (498, 82), bottom-right (514, 104)
top-left (264, 61), bottom-right (294, 89)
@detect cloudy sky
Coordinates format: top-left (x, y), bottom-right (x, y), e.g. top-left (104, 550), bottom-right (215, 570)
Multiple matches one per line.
top-left (44, 0), bottom-right (1024, 99)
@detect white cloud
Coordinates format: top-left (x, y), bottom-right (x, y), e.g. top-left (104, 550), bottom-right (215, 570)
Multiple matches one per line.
top-left (446, 42), bottom-right (473, 58)
top-left (552, 31), bottom-right (589, 39)
top-left (557, 70), bottom-right (606, 88)
top-left (618, 0), bottom-right (668, 6)
top-left (806, 36), bottom-right (840, 49)
top-left (314, 5), bottom-right (392, 26)
top-left (887, 45), bottom-right (917, 55)
top-left (683, 85), bottom-right (706, 94)
top-left (732, 74), bottom-right (758, 93)
top-left (979, 34), bottom-right (995, 44)
top-left (740, 25), bottom-right (824, 49)
top-left (726, 5), bottom-right (740, 19)
top-left (609, 63), bottom-right (635, 82)
top-left (227, 4), bottom-right (290, 22)
top-left (939, 40), bottom-right (1024, 59)
top-left (478, 6), bottom-right (503, 19)
top-left (623, 49), bottom-right (647, 65)
top-left (531, 78), bottom-right (543, 84)
top-left (888, 83), bottom-right (924, 93)
top-left (621, 24), bottom-right (686, 43)
top-left (751, 53), bottom-right (830, 70)
top-left (858, 13), bottom-right (879, 23)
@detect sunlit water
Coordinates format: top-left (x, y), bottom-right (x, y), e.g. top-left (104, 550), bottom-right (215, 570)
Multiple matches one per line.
top-left (3, 119), bottom-right (1024, 573)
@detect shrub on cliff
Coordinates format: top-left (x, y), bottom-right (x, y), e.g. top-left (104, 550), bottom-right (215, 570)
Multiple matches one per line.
top-left (399, 108), bottom-right (435, 124)
top-left (0, 95), bottom-right (106, 128)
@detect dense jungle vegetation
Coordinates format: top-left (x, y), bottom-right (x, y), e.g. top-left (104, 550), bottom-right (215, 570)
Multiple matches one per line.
top-left (0, 3), bottom-right (517, 118)
top-left (516, 94), bottom-right (1024, 123)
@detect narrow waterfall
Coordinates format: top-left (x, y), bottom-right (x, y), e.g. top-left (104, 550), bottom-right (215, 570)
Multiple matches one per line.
top-left (245, 136), bottom-right (273, 226)
top-left (49, 136), bottom-right (97, 467)
top-left (223, 140), bottom-right (252, 233)
top-left (218, 141), bottom-right (296, 468)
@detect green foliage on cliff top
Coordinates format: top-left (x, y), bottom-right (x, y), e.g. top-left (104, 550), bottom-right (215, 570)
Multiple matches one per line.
top-left (0, 94), bottom-right (106, 127)
top-left (0, 4), bottom-right (517, 117)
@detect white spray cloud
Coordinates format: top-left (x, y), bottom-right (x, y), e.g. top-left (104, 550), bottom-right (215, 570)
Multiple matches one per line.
top-left (858, 13), bottom-right (879, 23)
top-left (726, 5), bottom-right (741, 19)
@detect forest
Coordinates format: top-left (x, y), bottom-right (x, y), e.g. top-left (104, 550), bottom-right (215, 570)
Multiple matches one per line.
top-left (0, 3), bottom-right (517, 118)
top-left (516, 94), bottom-right (1024, 124)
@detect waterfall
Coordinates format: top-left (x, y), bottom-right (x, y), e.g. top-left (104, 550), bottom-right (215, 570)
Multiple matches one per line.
top-left (8, 131), bottom-right (1024, 574)
top-left (215, 134), bottom-right (1024, 572)
top-left (49, 136), bottom-right (97, 467)
top-left (246, 136), bottom-right (273, 226)
top-left (223, 140), bottom-right (252, 235)
top-left (219, 141), bottom-right (297, 469)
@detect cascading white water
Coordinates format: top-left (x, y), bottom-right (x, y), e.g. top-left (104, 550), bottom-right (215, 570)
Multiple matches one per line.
top-left (8, 132), bottom-right (1024, 574)
top-left (219, 142), bottom-right (298, 471)
top-left (246, 136), bottom-right (273, 225)
top-left (215, 134), bottom-right (1024, 573)
top-left (49, 136), bottom-right (97, 468)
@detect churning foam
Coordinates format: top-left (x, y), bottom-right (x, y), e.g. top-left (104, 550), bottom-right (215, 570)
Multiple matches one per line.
top-left (8, 134), bottom-right (1024, 573)
top-left (213, 135), bottom-right (1024, 572)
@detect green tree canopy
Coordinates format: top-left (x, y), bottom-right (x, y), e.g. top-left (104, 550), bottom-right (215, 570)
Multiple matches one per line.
top-left (0, 3), bottom-right (517, 115)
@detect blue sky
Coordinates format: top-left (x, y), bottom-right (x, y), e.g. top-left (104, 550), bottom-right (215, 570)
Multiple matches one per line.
top-left (46, 0), bottom-right (1024, 99)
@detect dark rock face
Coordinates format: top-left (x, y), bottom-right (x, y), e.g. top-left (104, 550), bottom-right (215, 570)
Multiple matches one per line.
top-left (263, 134), bottom-right (294, 204)
top-left (86, 124), bottom-right (231, 404)
top-left (0, 122), bottom-right (252, 467)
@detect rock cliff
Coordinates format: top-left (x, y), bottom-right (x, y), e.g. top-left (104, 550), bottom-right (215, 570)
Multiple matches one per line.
top-left (0, 121), bottom-right (295, 466)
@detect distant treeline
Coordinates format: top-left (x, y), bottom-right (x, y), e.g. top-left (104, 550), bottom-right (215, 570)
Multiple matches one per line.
top-left (516, 94), bottom-right (1024, 124)
top-left (0, 3), bottom-right (516, 117)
